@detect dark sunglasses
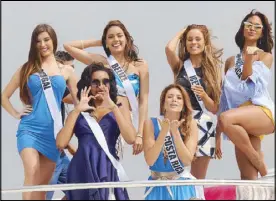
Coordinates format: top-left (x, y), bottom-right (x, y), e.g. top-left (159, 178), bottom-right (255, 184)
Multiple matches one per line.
top-left (91, 78), bottom-right (110, 88)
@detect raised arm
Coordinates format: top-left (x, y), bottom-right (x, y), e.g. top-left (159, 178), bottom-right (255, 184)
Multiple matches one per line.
top-left (172, 119), bottom-right (198, 166)
top-left (143, 118), bottom-right (170, 166)
top-left (165, 28), bottom-right (186, 75)
top-left (56, 86), bottom-right (94, 149)
top-left (1, 67), bottom-right (31, 119)
top-left (63, 39), bottom-right (108, 65)
top-left (65, 65), bottom-right (79, 106)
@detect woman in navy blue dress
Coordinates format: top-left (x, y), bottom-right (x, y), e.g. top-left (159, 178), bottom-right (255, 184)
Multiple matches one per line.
top-left (56, 62), bottom-right (136, 200)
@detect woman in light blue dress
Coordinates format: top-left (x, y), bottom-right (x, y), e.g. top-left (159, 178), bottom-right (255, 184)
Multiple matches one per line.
top-left (1, 24), bottom-right (78, 200)
top-left (143, 84), bottom-right (205, 200)
top-left (217, 9), bottom-right (274, 179)
top-left (64, 20), bottom-right (149, 156)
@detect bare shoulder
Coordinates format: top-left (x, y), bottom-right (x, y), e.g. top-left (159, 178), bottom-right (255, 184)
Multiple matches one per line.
top-left (259, 52), bottom-right (273, 69)
top-left (61, 64), bottom-right (75, 73)
top-left (134, 59), bottom-right (148, 69)
top-left (224, 56), bottom-right (235, 73)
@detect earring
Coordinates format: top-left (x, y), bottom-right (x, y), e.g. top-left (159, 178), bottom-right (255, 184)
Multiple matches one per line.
top-left (259, 39), bottom-right (262, 45)
top-left (106, 45), bottom-right (109, 49)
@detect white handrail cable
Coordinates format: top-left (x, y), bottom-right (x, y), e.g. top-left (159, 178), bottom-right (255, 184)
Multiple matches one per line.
top-left (2, 179), bottom-right (274, 194)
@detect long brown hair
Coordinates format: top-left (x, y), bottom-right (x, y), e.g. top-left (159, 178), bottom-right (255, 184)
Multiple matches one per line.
top-left (101, 20), bottom-right (140, 63)
top-left (178, 24), bottom-right (223, 106)
top-left (235, 9), bottom-right (274, 53)
top-left (19, 24), bottom-right (57, 105)
top-left (160, 84), bottom-right (193, 138)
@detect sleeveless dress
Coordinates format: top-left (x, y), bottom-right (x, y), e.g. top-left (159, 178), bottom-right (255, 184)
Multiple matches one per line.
top-left (144, 117), bottom-right (205, 200)
top-left (176, 66), bottom-right (216, 158)
top-left (115, 73), bottom-right (140, 97)
top-left (66, 112), bottom-right (129, 200)
top-left (17, 74), bottom-right (66, 162)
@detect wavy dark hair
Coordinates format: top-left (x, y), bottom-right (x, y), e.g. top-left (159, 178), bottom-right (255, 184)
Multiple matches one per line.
top-left (20, 24), bottom-right (57, 105)
top-left (160, 84), bottom-right (193, 138)
top-left (77, 62), bottom-right (118, 112)
top-left (178, 24), bottom-right (223, 106)
top-left (235, 9), bottom-right (274, 53)
top-left (101, 20), bottom-right (140, 63)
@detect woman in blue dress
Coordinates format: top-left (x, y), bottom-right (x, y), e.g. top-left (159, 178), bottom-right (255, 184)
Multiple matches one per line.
top-left (64, 20), bottom-right (149, 156)
top-left (143, 84), bottom-right (205, 200)
top-left (1, 24), bottom-right (78, 200)
top-left (56, 62), bottom-right (136, 200)
top-left (217, 9), bottom-right (274, 179)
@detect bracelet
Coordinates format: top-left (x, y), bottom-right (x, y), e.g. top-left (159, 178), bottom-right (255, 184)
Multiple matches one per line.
top-left (80, 40), bottom-right (84, 49)
top-left (136, 134), bottom-right (143, 139)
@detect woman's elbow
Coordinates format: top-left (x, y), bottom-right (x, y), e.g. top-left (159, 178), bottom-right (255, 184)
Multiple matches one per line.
top-left (165, 45), bottom-right (173, 55)
top-left (124, 134), bottom-right (135, 145)
top-left (56, 136), bottom-right (68, 150)
top-left (145, 156), bottom-right (154, 167)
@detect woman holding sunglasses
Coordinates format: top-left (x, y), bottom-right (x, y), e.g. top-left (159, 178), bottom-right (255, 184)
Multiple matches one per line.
top-left (218, 9), bottom-right (274, 179)
top-left (56, 63), bottom-right (136, 200)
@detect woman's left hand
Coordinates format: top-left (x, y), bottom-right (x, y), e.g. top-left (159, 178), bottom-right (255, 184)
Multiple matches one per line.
top-left (94, 85), bottom-right (116, 110)
top-left (132, 136), bottom-right (143, 155)
top-left (191, 85), bottom-right (208, 100)
top-left (170, 119), bottom-right (185, 136)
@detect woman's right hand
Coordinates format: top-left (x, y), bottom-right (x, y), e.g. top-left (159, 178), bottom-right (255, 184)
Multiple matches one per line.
top-left (14, 105), bottom-right (33, 119)
top-left (215, 132), bottom-right (222, 160)
top-left (160, 118), bottom-right (170, 133)
top-left (75, 86), bottom-right (95, 112)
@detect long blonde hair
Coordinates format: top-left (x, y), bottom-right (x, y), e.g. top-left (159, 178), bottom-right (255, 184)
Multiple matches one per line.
top-left (178, 24), bottom-right (223, 105)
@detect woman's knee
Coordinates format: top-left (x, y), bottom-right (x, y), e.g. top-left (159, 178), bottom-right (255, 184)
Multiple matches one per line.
top-left (218, 112), bottom-right (233, 132)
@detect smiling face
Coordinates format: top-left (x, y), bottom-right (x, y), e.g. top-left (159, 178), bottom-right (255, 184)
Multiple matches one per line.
top-left (243, 15), bottom-right (263, 42)
top-left (36, 31), bottom-right (54, 58)
top-left (186, 28), bottom-right (205, 55)
top-left (163, 88), bottom-right (184, 113)
top-left (105, 26), bottom-right (127, 55)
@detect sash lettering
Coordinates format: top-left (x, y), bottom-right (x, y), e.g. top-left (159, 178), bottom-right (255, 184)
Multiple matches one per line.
top-left (36, 70), bottom-right (63, 139)
top-left (107, 55), bottom-right (139, 130)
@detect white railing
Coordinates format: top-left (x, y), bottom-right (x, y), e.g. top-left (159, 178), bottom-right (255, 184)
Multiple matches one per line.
top-left (1, 179), bottom-right (274, 194)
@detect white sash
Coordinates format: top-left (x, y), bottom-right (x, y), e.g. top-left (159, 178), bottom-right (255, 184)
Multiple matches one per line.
top-left (107, 55), bottom-right (139, 130)
top-left (36, 70), bottom-right (63, 139)
top-left (81, 112), bottom-right (129, 182)
top-left (234, 53), bottom-right (243, 79)
top-left (157, 116), bottom-right (185, 175)
top-left (183, 59), bottom-right (216, 152)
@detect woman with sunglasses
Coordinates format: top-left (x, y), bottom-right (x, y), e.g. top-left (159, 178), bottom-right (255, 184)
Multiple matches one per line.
top-left (165, 24), bottom-right (223, 179)
top-left (64, 20), bottom-right (149, 156)
top-left (218, 9), bottom-right (274, 179)
top-left (56, 62), bottom-right (136, 200)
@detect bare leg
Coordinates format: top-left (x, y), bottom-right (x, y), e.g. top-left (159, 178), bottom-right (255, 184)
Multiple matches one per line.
top-left (37, 153), bottom-right (56, 200)
top-left (20, 148), bottom-right (41, 200)
top-left (191, 156), bottom-right (211, 179)
top-left (235, 136), bottom-right (261, 180)
top-left (218, 105), bottom-right (273, 176)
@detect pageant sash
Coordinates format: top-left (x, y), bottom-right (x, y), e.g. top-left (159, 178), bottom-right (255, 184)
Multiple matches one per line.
top-left (81, 112), bottom-right (129, 182)
top-left (183, 59), bottom-right (216, 150)
top-left (107, 55), bottom-right (139, 130)
top-left (157, 116), bottom-right (185, 175)
top-left (36, 70), bottom-right (63, 139)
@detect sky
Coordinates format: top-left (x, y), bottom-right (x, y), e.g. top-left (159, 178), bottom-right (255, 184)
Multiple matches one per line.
top-left (1, 1), bottom-right (275, 200)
